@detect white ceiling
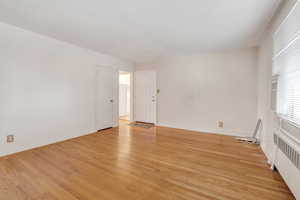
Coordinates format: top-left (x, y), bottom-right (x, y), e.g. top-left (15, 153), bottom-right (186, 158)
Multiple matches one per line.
top-left (0, 0), bottom-right (281, 63)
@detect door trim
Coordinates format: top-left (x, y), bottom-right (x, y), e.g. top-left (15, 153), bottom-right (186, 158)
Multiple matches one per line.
top-left (118, 70), bottom-right (134, 123)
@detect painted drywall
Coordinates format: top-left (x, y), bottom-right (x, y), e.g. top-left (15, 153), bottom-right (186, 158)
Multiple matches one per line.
top-left (257, 36), bottom-right (274, 160)
top-left (257, 0), bottom-right (298, 161)
top-left (119, 74), bottom-right (130, 117)
top-left (0, 22), bottom-right (134, 157)
top-left (137, 48), bottom-right (258, 136)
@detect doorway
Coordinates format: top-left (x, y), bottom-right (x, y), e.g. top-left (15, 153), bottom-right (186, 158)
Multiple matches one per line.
top-left (119, 71), bottom-right (131, 121)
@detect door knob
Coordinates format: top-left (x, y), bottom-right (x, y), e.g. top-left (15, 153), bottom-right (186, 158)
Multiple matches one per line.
top-left (110, 99), bottom-right (113, 103)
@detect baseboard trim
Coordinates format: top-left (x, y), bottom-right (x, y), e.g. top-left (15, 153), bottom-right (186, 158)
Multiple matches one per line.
top-left (0, 129), bottom-right (99, 158)
top-left (156, 123), bottom-right (252, 137)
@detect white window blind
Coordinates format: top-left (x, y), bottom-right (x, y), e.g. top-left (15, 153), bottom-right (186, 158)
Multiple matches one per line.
top-left (277, 37), bottom-right (300, 124)
top-left (282, 71), bottom-right (300, 122)
top-left (271, 76), bottom-right (278, 111)
top-left (274, 2), bottom-right (300, 125)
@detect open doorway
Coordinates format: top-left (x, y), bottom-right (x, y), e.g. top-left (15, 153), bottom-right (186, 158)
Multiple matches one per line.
top-left (119, 71), bottom-right (131, 121)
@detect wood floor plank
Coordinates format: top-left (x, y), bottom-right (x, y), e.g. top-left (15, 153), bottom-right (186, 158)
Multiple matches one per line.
top-left (0, 120), bottom-right (295, 200)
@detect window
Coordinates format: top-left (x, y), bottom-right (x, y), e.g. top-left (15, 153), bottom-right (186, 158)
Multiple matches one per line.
top-left (276, 36), bottom-right (300, 124)
top-left (281, 71), bottom-right (300, 123)
top-left (273, 2), bottom-right (300, 125)
top-left (271, 76), bottom-right (278, 111)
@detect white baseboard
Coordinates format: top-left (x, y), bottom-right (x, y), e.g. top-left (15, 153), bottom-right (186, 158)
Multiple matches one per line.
top-left (0, 129), bottom-right (98, 158)
top-left (156, 123), bottom-right (252, 137)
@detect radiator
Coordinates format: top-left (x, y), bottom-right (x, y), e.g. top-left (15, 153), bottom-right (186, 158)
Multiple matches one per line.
top-left (273, 118), bottom-right (300, 199)
top-left (274, 133), bottom-right (300, 170)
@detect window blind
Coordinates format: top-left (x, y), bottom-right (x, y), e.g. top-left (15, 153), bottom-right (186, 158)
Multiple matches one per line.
top-left (271, 76), bottom-right (278, 111)
top-left (283, 71), bottom-right (300, 122)
top-left (274, 2), bottom-right (300, 125)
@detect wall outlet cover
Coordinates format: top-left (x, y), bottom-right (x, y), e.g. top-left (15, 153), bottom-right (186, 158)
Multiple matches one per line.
top-left (218, 121), bottom-right (224, 128)
top-left (7, 135), bottom-right (14, 143)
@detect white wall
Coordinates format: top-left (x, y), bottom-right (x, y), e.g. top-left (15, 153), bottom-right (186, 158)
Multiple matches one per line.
top-left (257, 36), bottom-right (273, 160)
top-left (137, 48), bottom-right (258, 136)
top-left (119, 74), bottom-right (130, 117)
top-left (257, 0), bottom-right (298, 161)
top-left (0, 22), bottom-right (134, 157)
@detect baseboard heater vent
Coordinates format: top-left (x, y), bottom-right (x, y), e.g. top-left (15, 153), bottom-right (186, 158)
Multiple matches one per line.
top-left (274, 133), bottom-right (300, 170)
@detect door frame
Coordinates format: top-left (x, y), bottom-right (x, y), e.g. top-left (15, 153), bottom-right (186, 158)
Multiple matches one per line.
top-left (118, 70), bottom-right (134, 123)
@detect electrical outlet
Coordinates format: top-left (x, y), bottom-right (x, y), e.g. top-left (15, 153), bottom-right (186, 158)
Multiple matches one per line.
top-left (7, 135), bottom-right (14, 143)
top-left (218, 121), bottom-right (224, 128)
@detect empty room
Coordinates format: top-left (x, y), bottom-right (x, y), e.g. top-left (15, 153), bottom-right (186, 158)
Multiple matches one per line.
top-left (0, 0), bottom-right (300, 199)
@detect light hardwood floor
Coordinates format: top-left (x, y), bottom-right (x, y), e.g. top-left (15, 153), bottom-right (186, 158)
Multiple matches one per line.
top-left (0, 121), bottom-right (295, 200)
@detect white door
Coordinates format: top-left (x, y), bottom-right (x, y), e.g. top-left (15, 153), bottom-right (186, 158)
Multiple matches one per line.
top-left (134, 70), bottom-right (156, 123)
top-left (96, 67), bottom-right (114, 130)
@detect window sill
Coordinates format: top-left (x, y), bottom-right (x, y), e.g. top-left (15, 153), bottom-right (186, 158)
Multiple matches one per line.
top-left (276, 113), bottom-right (300, 128)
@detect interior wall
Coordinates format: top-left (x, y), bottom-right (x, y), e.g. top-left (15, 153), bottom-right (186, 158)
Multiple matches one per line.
top-left (119, 73), bottom-right (130, 117)
top-left (0, 22), bottom-right (134, 157)
top-left (257, 0), bottom-right (298, 161)
top-left (137, 48), bottom-right (258, 136)
top-left (257, 36), bottom-right (273, 160)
